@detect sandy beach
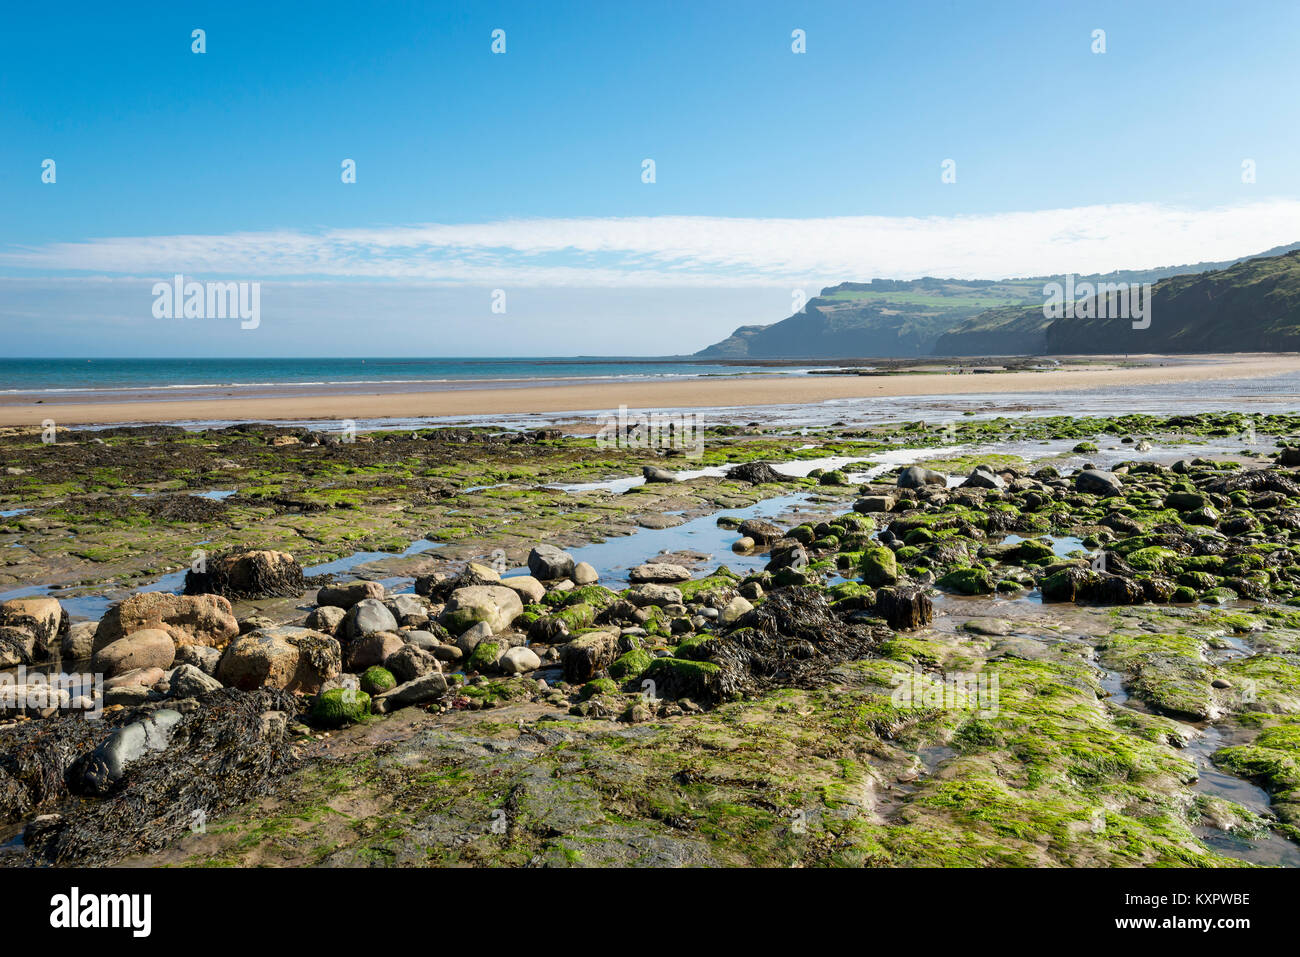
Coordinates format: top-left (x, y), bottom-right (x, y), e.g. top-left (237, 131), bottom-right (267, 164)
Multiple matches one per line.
top-left (2, 353), bottom-right (1296, 427)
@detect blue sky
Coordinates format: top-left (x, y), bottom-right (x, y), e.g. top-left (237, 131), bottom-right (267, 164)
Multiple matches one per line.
top-left (2, 0), bottom-right (1299, 356)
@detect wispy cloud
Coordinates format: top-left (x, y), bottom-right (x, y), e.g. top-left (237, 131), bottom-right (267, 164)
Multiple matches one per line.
top-left (3, 200), bottom-right (1298, 287)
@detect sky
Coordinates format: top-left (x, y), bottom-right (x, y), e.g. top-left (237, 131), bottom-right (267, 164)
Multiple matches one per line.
top-left (2, 0), bottom-right (1299, 357)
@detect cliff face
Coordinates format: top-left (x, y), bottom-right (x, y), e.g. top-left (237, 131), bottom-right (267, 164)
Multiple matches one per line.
top-left (698, 243), bottom-right (1300, 359)
top-left (696, 278), bottom-right (1042, 358)
top-left (1043, 251), bottom-right (1300, 354)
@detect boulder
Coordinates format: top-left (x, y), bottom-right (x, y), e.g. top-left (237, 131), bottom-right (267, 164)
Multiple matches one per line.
top-left (315, 580), bottom-right (385, 609)
top-left (93, 592), bottom-right (239, 652)
top-left (346, 631), bottom-right (404, 671)
top-left (168, 663), bottom-right (223, 697)
top-left (91, 629), bottom-right (176, 678)
top-left (726, 462), bottom-right (783, 484)
top-left (385, 643), bottom-right (441, 684)
top-left (76, 709), bottom-right (184, 795)
top-left (573, 562), bottom-right (599, 586)
top-left (1075, 469), bottom-right (1123, 497)
top-left (343, 598), bottom-right (398, 640)
top-left (629, 562), bottom-right (693, 583)
top-left (642, 465), bottom-right (677, 483)
top-left (561, 631), bottom-right (619, 683)
top-left (305, 605), bottom-right (347, 636)
top-left (720, 596), bottom-right (753, 624)
top-left (455, 621), bottom-right (496, 655)
top-left (216, 626), bottom-right (341, 693)
top-left (174, 644), bottom-right (221, 676)
top-left (0, 597), bottom-right (64, 659)
top-left (499, 646), bottom-right (542, 674)
top-left (897, 466), bottom-right (946, 489)
top-left (500, 575), bottom-right (546, 604)
top-left (961, 467), bottom-right (1004, 490)
top-left (372, 672), bottom-right (449, 714)
top-left (0, 627), bottom-right (36, 668)
top-left (527, 544), bottom-right (575, 581)
top-left (737, 519), bottom-right (783, 545)
top-left (184, 549), bottom-right (305, 599)
top-left (440, 585), bottom-right (523, 634)
top-left (62, 621), bottom-right (98, 661)
top-left (627, 584), bottom-right (683, 607)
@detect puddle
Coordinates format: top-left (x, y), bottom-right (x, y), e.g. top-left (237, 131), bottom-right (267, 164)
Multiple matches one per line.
top-left (501, 492), bottom-right (829, 588)
top-left (304, 538), bottom-right (444, 578)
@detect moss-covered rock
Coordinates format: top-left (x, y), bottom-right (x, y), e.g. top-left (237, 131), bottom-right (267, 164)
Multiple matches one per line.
top-left (311, 687), bottom-right (372, 727)
top-left (360, 666), bottom-right (396, 696)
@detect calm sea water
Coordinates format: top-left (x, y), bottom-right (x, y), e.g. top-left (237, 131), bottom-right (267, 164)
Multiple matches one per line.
top-left (0, 357), bottom-right (790, 395)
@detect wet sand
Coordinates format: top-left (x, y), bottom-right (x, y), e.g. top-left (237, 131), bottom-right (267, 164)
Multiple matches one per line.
top-left (1, 354), bottom-right (1296, 427)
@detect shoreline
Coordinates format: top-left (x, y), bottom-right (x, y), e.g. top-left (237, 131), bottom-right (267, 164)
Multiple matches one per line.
top-left (2, 353), bottom-right (1296, 428)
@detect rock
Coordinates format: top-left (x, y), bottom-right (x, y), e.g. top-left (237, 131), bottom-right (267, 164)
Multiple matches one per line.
top-left (731, 536), bottom-right (756, 553)
top-left (766, 543), bottom-right (808, 573)
top-left (402, 629), bottom-right (442, 652)
top-left (1075, 469), bottom-right (1123, 497)
top-left (1279, 447), bottom-right (1300, 467)
top-left (62, 621), bottom-right (98, 661)
top-left (962, 617), bottom-right (1013, 636)
top-left (726, 462), bottom-right (783, 484)
top-left (174, 644), bottom-right (221, 675)
top-left (466, 639), bottom-right (506, 672)
top-left (738, 519), bottom-right (784, 544)
top-left (859, 546), bottom-right (899, 587)
top-left (961, 467), bottom-right (1004, 490)
top-left (384, 643), bottom-right (441, 683)
top-left (238, 615), bottom-right (276, 635)
top-left (0, 597), bottom-right (65, 658)
top-left (184, 549), bottom-right (305, 599)
top-left (169, 663), bottom-right (223, 697)
top-left (305, 605), bottom-right (347, 636)
top-left (386, 594), bottom-right (429, 624)
top-left (561, 631), bottom-right (619, 683)
top-left (642, 465), bottom-right (677, 483)
top-left (459, 561), bottom-right (502, 586)
top-left (360, 666), bottom-right (397, 696)
top-left (874, 586), bottom-right (933, 630)
top-left (527, 544), bottom-right (576, 581)
top-left (311, 688), bottom-right (371, 727)
top-left (216, 626), bottom-right (341, 693)
top-left (897, 466), bottom-right (946, 489)
top-left (629, 562), bottom-right (693, 583)
top-left (92, 592), bottom-right (239, 652)
top-left (627, 584), bottom-right (683, 607)
top-left (343, 598), bottom-right (399, 639)
top-left (440, 585), bottom-right (523, 634)
top-left (346, 631), bottom-right (404, 671)
top-left (500, 575), bottom-right (546, 604)
top-left (372, 672), bottom-right (449, 714)
top-left (719, 596), bottom-right (753, 624)
top-left (573, 562), bottom-right (599, 585)
top-left (315, 580), bottom-right (385, 609)
top-left (499, 646), bottom-right (542, 674)
top-left (456, 621), bottom-right (495, 655)
top-left (76, 709), bottom-right (184, 795)
top-left (91, 629), bottom-right (176, 678)
top-left (104, 666), bottom-right (165, 691)
top-left (854, 495), bottom-right (896, 513)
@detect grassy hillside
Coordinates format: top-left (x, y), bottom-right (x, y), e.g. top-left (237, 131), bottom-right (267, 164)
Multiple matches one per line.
top-left (697, 243), bottom-right (1300, 359)
top-left (1044, 249), bottom-right (1300, 354)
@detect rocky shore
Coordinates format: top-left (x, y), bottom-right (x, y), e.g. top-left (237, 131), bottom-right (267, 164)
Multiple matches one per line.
top-left (1, 411), bottom-right (1299, 866)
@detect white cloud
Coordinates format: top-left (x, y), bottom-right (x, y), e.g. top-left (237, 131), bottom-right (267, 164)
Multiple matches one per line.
top-left (2, 200), bottom-right (1298, 287)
